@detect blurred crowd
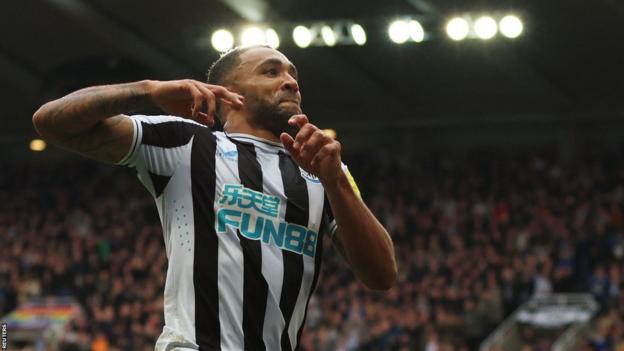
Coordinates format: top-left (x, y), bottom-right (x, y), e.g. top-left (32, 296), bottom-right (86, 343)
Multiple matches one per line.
top-left (0, 163), bottom-right (164, 350)
top-left (1, 149), bottom-right (624, 350)
top-left (302, 150), bottom-right (624, 351)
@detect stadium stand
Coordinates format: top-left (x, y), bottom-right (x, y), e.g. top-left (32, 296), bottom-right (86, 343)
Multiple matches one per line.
top-left (1, 149), bottom-right (623, 350)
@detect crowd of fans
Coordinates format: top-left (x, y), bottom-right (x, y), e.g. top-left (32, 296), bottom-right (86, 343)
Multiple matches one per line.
top-left (1, 148), bottom-right (624, 350)
top-left (300, 150), bottom-right (624, 351)
top-left (0, 163), bottom-right (163, 350)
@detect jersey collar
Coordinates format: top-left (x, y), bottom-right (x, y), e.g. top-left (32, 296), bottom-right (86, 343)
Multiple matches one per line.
top-left (225, 133), bottom-right (286, 152)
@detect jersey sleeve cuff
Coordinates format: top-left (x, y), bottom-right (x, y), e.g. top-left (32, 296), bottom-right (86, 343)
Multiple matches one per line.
top-left (116, 116), bottom-right (142, 167)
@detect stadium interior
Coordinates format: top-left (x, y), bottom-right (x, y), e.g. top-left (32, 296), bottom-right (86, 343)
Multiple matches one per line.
top-left (1, 0), bottom-right (624, 350)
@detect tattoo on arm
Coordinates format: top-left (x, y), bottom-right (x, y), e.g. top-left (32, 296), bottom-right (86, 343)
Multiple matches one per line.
top-left (42, 82), bottom-right (151, 137)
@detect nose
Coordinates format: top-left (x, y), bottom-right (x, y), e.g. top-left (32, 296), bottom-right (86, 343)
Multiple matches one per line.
top-left (281, 74), bottom-right (299, 93)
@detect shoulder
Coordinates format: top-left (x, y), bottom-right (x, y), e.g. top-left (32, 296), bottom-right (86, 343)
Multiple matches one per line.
top-left (128, 114), bottom-right (207, 128)
top-left (129, 114), bottom-right (212, 147)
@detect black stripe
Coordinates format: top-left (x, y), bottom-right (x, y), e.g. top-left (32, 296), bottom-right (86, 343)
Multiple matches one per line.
top-left (147, 171), bottom-right (172, 197)
top-left (294, 196), bottom-right (327, 349)
top-left (191, 129), bottom-right (220, 350)
top-left (235, 141), bottom-right (268, 351)
top-left (141, 121), bottom-right (201, 147)
top-left (278, 151), bottom-right (308, 351)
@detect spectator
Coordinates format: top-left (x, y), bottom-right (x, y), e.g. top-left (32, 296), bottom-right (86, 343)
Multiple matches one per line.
top-left (1, 150), bottom-right (623, 349)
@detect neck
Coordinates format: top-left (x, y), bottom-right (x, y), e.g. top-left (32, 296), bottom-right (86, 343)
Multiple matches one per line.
top-left (223, 112), bottom-right (281, 143)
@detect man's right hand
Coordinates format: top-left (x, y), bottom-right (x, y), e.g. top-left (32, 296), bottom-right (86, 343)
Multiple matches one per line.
top-left (148, 79), bottom-right (244, 127)
top-left (33, 79), bottom-right (244, 164)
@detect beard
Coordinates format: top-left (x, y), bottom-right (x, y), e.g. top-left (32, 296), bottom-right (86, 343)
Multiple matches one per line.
top-left (251, 96), bottom-right (302, 138)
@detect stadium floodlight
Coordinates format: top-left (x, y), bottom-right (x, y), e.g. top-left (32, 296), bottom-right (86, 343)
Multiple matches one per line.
top-left (30, 139), bottom-right (46, 152)
top-left (265, 28), bottom-right (280, 48)
top-left (321, 25), bottom-right (337, 46)
top-left (446, 17), bottom-right (469, 41)
top-left (408, 20), bottom-right (425, 42)
top-left (211, 29), bottom-right (234, 52)
top-left (293, 25), bottom-right (312, 48)
top-left (388, 20), bottom-right (410, 44)
top-left (241, 26), bottom-right (266, 46)
top-left (350, 23), bottom-right (366, 45)
top-left (499, 15), bottom-right (523, 38)
top-left (474, 16), bottom-right (498, 40)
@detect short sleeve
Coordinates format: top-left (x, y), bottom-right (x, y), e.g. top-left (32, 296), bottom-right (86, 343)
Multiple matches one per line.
top-left (116, 114), bottom-right (207, 197)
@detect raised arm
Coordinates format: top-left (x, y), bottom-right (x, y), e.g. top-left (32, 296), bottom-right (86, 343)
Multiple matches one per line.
top-left (281, 114), bottom-right (398, 291)
top-left (32, 79), bottom-right (244, 163)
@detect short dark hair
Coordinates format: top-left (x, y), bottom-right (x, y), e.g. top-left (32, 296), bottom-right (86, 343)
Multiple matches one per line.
top-left (206, 45), bottom-right (270, 86)
top-left (206, 45), bottom-right (271, 124)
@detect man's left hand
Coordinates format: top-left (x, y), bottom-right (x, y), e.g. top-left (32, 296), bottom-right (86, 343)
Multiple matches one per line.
top-left (280, 114), bottom-right (342, 185)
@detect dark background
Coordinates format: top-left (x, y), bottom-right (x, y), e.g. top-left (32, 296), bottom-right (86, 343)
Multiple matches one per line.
top-left (1, 0), bottom-right (623, 160)
top-left (2, 2), bottom-right (624, 349)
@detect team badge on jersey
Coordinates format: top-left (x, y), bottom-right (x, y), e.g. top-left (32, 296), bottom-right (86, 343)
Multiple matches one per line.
top-left (300, 169), bottom-right (321, 183)
top-left (216, 147), bottom-right (238, 162)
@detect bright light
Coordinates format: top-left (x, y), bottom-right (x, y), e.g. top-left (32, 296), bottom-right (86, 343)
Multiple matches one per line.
top-left (211, 29), bottom-right (234, 52)
top-left (241, 27), bottom-right (266, 46)
top-left (446, 17), bottom-right (469, 41)
top-left (350, 24), bottom-right (366, 45)
top-left (265, 28), bottom-right (280, 48)
top-left (293, 26), bottom-right (312, 48)
top-left (388, 20), bottom-right (410, 44)
top-left (30, 139), bottom-right (46, 152)
top-left (474, 16), bottom-right (498, 40)
top-left (321, 26), bottom-right (337, 46)
top-left (408, 20), bottom-right (425, 42)
top-left (499, 15), bottom-right (523, 38)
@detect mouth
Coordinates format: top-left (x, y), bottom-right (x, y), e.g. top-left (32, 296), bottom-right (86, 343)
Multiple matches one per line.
top-left (278, 95), bottom-right (301, 105)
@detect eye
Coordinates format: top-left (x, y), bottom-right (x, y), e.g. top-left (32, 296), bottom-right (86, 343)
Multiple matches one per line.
top-left (264, 68), bottom-right (278, 76)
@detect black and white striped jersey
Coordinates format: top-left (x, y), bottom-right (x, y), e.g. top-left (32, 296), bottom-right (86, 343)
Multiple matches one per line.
top-left (116, 114), bottom-right (343, 351)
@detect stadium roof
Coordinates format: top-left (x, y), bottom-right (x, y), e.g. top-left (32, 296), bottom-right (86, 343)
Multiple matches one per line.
top-left (1, 0), bottom-right (623, 143)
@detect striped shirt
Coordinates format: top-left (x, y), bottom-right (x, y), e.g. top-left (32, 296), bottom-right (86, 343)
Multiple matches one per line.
top-left (117, 115), bottom-right (342, 351)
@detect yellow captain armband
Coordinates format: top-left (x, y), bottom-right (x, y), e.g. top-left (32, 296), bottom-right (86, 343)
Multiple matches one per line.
top-left (345, 168), bottom-right (361, 198)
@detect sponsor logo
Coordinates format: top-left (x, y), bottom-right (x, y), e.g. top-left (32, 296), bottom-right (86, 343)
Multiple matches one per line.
top-left (300, 169), bottom-right (321, 183)
top-left (217, 184), bottom-right (318, 257)
top-left (216, 147), bottom-right (238, 161)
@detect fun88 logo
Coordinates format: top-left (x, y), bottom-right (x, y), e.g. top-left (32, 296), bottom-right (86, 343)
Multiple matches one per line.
top-left (216, 184), bottom-right (318, 257)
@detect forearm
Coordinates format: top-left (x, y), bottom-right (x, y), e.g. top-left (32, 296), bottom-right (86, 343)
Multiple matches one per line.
top-left (324, 173), bottom-right (397, 290)
top-left (32, 80), bottom-right (154, 140)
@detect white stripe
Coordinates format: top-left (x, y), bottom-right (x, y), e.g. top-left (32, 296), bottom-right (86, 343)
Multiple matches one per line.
top-left (257, 151), bottom-right (286, 350)
top-left (118, 114), bottom-right (205, 167)
top-left (116, 116), bottom-right (140, 166)
top-left (214, 134), bottom-right (245, 351)
top-left (156, 137), bottom-right (198, 349)
top-left (132, 114), bottom-right (206, 128)
top-left (139, 143), bottom-right (192, 176)
top-left (287, 178), bottom-right (325, 349)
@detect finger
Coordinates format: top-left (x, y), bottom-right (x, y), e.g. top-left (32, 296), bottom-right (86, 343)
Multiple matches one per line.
top-left (280, 133), bottom-right (297, 154)
top-left (195, 83), bottom-right (216, 126)
top-left (205, 84), bottom-right (244, 107)
top-left (300, 130), bottom-right (329, 159)
top-left (188, 84), bottom-right (204, 118)
top-left (310, 142), bottom-right (340, 169)
top-left (288, 114), bottom-right (309, 128)
top-left (294, 124), bottom-right (318, 150)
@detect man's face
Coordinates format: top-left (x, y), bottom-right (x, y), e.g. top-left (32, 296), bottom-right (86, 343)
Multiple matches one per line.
top-left (231, 47), bottom-right (302, 137)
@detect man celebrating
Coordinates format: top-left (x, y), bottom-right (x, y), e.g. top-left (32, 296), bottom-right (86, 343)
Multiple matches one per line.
top-left (32, 45), bottom-right (397, 351)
